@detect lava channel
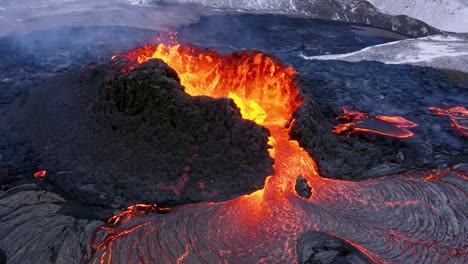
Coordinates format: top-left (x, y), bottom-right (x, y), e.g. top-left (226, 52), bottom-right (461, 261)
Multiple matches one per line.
top-left (90, 42), bottom-right (467, 264)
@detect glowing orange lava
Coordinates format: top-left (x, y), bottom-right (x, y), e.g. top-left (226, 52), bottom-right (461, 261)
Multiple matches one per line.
top-left (120, 43), bottom-right (302, 126)
top-left (334, 106), bottom-right (417, 138)
top-left (91, 41), bottom-right (467, 264)
top-left (429, 106), bottom-right (468, 137)
top-left (117, 41), bottom-right (315, 201)
top-left (33, 170), bottom-right (47, 178)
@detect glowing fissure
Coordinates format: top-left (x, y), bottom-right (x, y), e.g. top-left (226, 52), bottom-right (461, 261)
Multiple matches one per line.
top-left (90, 43), bottom-right (467, 263)
top-left (429, 106), bottom-right (468, 137)
top-left (334, 106), bottom-right (418, 138)
top-left (33, 170), bottom-right (47, 178)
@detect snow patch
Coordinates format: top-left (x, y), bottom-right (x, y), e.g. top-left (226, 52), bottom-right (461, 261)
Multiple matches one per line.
top-left (368, 0), bottom-right (468, 32)
top-left (300, 34), bottom-right (468, 72)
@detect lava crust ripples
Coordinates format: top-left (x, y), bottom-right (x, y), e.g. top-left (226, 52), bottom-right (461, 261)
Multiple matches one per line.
top-left (90, 43), bottom-right (467, 264)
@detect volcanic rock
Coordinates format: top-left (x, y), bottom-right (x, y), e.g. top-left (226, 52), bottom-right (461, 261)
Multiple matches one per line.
top-left (0, 248), bottom-right (5, 264)
top-left (298, 232), bottom-right (373, 264)
top-left (0, 184), bottom-right (102, 264)
top-left (295, 175), bottom-right (312, 199)
top-left (6, 57), bottom-right (273, 207)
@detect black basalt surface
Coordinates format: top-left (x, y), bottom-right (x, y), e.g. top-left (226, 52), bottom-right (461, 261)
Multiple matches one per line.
top-left (0, 248), bottom-right (6, 264)
top-left (289, 59), bottom-right (468, 180)
top-left (297, 232), bottom-right (373, 264)
top-left (178, 14), bottom-right (406, 57)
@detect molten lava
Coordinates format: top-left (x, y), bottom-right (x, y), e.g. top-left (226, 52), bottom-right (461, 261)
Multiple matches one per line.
top-left (429, 106), bottom-right (468, 137)
top-left (119, 43), bottom-right (302, 126)
top-left (90, 41), bottom-right (467, 264)
top-left (116, 41), bottom-right (319, 213)
top-left (33, 170), bottom-right (47, 178)
top-left (334, 106), bottom-right (418, 138)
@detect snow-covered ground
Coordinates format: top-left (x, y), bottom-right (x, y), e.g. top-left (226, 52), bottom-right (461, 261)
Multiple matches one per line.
top-left (300, 34), bottom-right (468, 72)
top-left (0, 0), bottom-right (442, 37)
top-left (368, 0), bottom-right (468, 32)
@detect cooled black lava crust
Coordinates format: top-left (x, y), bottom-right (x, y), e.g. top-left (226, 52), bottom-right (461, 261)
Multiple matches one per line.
top-left (6, 57), bottom-right (274, 207)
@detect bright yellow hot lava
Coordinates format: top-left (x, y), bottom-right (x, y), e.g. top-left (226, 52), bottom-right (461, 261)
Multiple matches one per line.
top-left (121, 44), bottom-right (302, 127)
top-left (95, 40), bottom-right (468, 264)
top-left (118, 41), bottom-right (320, 206)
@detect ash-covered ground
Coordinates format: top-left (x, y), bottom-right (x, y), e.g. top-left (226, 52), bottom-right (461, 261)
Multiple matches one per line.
top-left (0, 14), bottom-right (467, 264)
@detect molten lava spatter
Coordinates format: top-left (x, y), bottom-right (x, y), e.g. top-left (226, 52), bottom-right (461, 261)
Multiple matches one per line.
top-left (429, 106), bottom-right (468, 137)
top-left (33, 170), bottom-right (47, 178)
top-left (334, 106), bottom-right (418, 138)
top-left (90, 41), bottom-right (467, 264)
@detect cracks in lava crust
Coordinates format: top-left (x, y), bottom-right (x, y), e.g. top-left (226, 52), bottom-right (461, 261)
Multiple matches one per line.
top-left (89, 42), bottom-right (467, 264)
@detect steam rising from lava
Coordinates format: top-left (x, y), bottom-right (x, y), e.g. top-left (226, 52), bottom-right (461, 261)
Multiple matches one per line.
top-left (90, 41), bottom-right (467, 263)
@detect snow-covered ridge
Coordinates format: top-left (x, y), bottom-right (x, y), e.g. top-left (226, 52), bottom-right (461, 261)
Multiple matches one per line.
top-left (150, 0), bottom-right (301, 13)
top-left (300, 34), bottom-right (468, 72)
top-left (368, 0), bottom-right (468, 33)
top-left (148, 0), bottom-right (439, 37)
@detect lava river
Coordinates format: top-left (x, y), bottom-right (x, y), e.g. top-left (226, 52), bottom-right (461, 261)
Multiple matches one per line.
top-left (90, 43), bottom-right (467, 263)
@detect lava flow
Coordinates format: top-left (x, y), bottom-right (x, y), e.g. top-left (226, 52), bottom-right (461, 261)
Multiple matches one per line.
top-left (429, 106), bottom-right (468, 137)
top-left (90, 42), bottom-right (467, 263)
top-left (33, 170), bottom-right (47, 178)
top-left (333, 106), bottom-right (418, 138)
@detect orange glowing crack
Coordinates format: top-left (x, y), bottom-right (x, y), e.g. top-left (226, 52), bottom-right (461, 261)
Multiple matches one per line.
top-left (33, 170), bottom-right (47, 178)
top-left (429, 106), bottom-right (468, 137)
top-left (107, 204), bottom-right (165, 226)
top-left (334, 106), bottom-right (417, 138)
top-left (89, 38), bottom-right (467, 264)
top-left (176, 245), bottom-right (190, 264)
top-left (94, 221), bottom-right (152, 253)
top-left (375, 115), bottom-right (418, 128)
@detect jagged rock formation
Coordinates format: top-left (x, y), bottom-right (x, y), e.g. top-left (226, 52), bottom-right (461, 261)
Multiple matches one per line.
top-left (6, 57), bottom-right (273, 207)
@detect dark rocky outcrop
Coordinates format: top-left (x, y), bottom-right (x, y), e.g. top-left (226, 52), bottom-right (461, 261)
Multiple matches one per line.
top-left (297, 232), bottom-right (373, 264)
top-left (295, 175), bottom-right (312, 199)
top-left (0, 248), bottom-right (6, 264)
top-left (6, 57), bottom-right (273, 208)
top-left (290, 59), bottom-right (468, 180)
top-left (0, 184), bottom-right (102, 264)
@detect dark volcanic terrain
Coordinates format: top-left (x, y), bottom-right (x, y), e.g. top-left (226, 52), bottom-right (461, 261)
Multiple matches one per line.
top-left (0, 14), bottom-right (467, 264)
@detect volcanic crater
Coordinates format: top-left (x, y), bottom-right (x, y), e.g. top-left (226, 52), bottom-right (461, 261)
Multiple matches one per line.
top-left (0, 13), bottom-right (467, 264)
